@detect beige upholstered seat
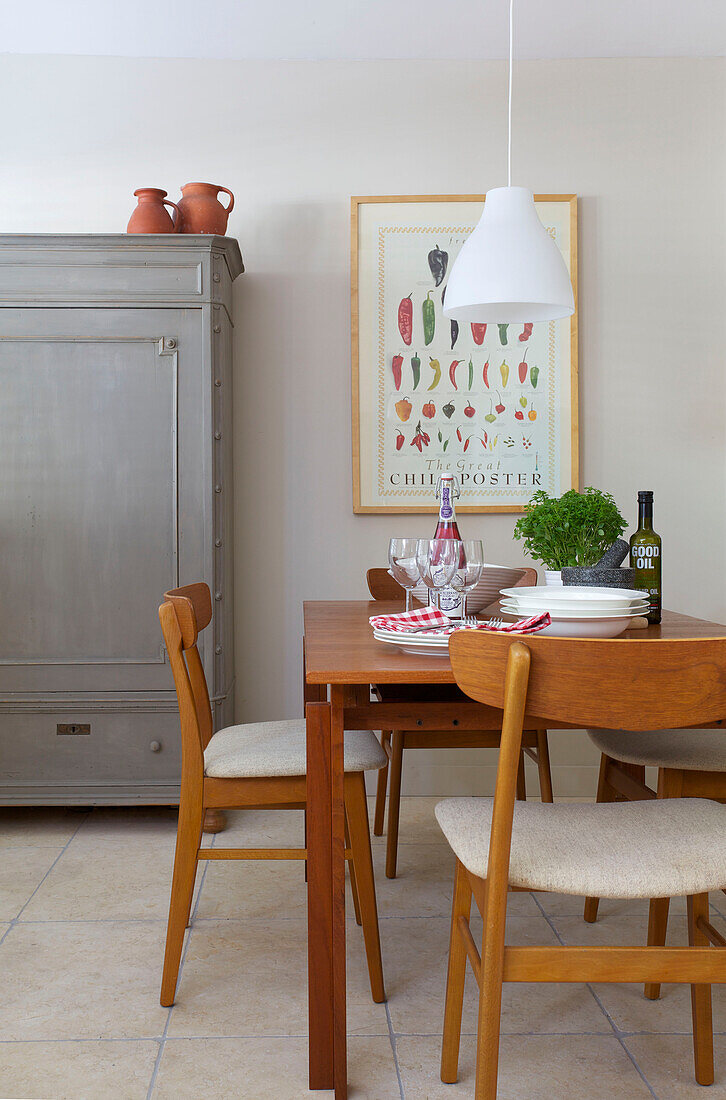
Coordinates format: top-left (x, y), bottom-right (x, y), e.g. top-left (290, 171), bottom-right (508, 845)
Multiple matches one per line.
top-left (588, 728), bottom-right (726, 771)
top-left (435, 797), bottom-right (726, 899)
top-left (204, 718), bottom-right (387, 778)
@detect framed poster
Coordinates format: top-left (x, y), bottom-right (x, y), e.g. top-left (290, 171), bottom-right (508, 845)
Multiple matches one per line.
top-left (351, 194), bottom-right (578, 513)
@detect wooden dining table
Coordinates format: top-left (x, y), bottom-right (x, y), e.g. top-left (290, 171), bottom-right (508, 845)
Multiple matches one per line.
top-left (303, 599), bottom-right (726, 1098)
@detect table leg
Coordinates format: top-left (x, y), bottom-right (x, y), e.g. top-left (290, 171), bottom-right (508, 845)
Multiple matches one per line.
top-left (306, 698), bottom-right (348, 1097)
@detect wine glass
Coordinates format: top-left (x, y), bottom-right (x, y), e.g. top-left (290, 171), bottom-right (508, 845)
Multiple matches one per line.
top-left (451, 539), bottom-right (485, 618)
top-left (416, 539), bottom-right (460, 611)
top-left (388, 538), bottom-right (421, 612)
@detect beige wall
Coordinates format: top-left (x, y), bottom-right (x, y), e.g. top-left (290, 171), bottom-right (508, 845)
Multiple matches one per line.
top-left (1, 55), bottom-right (724, 796)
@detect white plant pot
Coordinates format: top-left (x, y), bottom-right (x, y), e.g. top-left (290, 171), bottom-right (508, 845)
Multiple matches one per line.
top-left (544, 570), bottom-right (563, 586)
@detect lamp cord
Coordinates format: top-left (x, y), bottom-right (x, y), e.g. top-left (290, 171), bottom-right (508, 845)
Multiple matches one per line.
top-left (508, 0), bottom-right (514, 187)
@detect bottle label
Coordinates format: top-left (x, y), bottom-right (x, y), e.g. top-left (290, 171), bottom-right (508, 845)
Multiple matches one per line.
top-left (439, 485), bottom-right (453, 520)
top-left (632, 545), bottom-right (660, 571)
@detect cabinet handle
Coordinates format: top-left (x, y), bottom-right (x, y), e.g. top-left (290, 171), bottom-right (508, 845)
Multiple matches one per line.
top-left (215, 645), bottom-right (223, 654)
top-left (150, 740), bottom-right (162, 753)
top-left (213, 324), bottom-right (221, 333)
top-left (215, 591), bottom-right (223, 601)
top-left (215, 379), bottom-right (222, 387)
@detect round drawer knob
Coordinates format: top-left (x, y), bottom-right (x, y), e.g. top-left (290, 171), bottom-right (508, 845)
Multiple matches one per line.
top-left (215, 484), bottom-right (222, 494)
top-left (214, 431), bottom-right (222, 440)
top-left (213, 324), bottom-right (221, 333)
top-left (213, 272), bottom-right (221, 283)
top-left (215, 538), bottom-right (222, 547)
top-left (214, 379), bottom-right (222, 387)
top-left (215, 645), bottom-right (222, 654)
top-left (150, 740), bottom-right (162, 753)
top-left (215, 591), bottom-right (223, 601)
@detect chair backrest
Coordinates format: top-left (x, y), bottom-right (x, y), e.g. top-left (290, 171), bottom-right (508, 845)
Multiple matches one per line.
top-left (449, 631), bottom-right (726, 732)
top-left (159, 582), bottom-right (215, 777)
top-left (367, 565), bottom-right (537, 602)
top-left (366, 568), bottom-right (404, 601)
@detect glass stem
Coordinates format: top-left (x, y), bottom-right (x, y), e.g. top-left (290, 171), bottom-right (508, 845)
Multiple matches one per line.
top-left (462, 592), bottom-right (467, 617)
top-left (405, 588), bottom-right (412, 613)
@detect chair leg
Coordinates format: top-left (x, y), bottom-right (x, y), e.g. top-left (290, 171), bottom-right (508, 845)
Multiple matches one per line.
top-left (516, 752), bottom-right (526, 801)
top-left (345, 817), bottom-right (363, 927)
top-left (161, 795), bottom-right (203, 1007)
top-left (373, 731), bottom-right (391, 836)
top-left (584, 754), bottom-right (615, 923)
top-left (345, 772), bottom-right (386, 1003)
top-left (385, 731), bottom-right (404, 879)
top-left (688, 893), bottom-right (714, 1086)
top-left (644, 897), bottom-right (670, 1000)
top-left (535, 729), bottom-right (554, 803)
top-left (441, 860), bottom-right (473, 1084)
top-left (475, 883), bottom-right (507, 1100)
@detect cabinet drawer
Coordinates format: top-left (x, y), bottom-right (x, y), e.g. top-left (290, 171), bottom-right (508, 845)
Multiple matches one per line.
top-left (0, 707), bottom-right (181, 786)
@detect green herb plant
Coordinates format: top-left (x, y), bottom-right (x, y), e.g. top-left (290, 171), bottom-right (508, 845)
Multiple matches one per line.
top-left (513, 487), bottom-right (627, 570)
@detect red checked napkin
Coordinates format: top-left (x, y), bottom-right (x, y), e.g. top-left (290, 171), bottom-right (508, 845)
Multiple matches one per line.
top-left (370, 608), bottom-right (551, 635)
top-left (473, 611), bottom-right (551, 634)
top-left (369, 607), bottom-right (450, 633)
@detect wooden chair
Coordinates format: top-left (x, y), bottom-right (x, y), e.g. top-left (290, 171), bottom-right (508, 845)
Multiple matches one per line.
top-left (437, 630), bottom-right (726, 1097)
top-left (583, 726), bottom-right (726, 999)
top-left (159, 582), bottom-right (386, 1007)
top-left (366, 566), bottom-right (553, 879)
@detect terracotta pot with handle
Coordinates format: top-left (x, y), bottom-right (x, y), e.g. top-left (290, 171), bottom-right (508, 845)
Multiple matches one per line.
top-left (177, 182), bottom-right (235, 234)
top-left (127, 188), bottom-right (180, 233)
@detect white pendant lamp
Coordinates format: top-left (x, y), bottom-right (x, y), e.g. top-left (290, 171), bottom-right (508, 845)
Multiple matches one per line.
top-left (443, 0), bottom-right (574, 324)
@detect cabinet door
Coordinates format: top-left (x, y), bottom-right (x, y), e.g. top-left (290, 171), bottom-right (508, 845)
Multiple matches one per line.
top-left (0, 307), bottom-right (204, 692)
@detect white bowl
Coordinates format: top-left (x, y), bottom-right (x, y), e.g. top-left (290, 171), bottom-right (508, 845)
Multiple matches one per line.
top-left (500, 585), bottom-right (644, 610)
top-left (499, 613), bottom-right (635, 638)
top-left (412, 564), bottom-right (531, 614)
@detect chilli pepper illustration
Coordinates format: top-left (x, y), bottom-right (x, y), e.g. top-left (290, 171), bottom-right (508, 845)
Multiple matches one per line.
top-left (428, 357), bottom-right (441, 390)
top-left (519, 322), bottom-right (533, 342)
top-left (498, 323), bottom-right (509, 345)
top-left (411, 352), bottom-right (421, 390)
top-left (422, 291), bottom-right (435, 345)
top-left (395, 397), bottom-right (412, 421)
top-left (495, 391), bottom-right (505, 414)
top-left (515, 409), bottom-right (524, 421)
top-left (484, 400), bottom-right (496, 424)
top-left (528, 406), bottom-right (537, 421)
top-left (519, 395), bottom-right (528, 408)
top-left (522, 436), bottom-right (532, 450)
top-left (471, 322), bottom-right (487, 345)
top-left (456, 426), bottom-right (463, 443)
top-left (398, 294), bottom-right (413, 345)
top-left (395, 431), bottom-right (405, 451)
top-left (428, 245), bottom-right (448, 287)
top-left (443, 438), bottom-right (449, 452)
top-left (464, 402), bottom-right (476, 418)
top-left (438, 430), bottom-right (443, 443)
top-left (467, 357), bottom-right (474, 391)
top-left (410, 420), bottom-right (430, 451)
top-left (391, 354), bottom-right (403, 391)
top-left (422, 401), bottom-right (436, 419)
top-left (500, 359), bottom-right (510, 387)
top-left (482, 358), bottom-right (490, 389)
top-left (449, 359), bottom-right (463, 389)
top-left (450, 319), bottom-right (459, 349)
top-left (463, 436), bottom-right (471, 452)
top-left (518, 348), bottom-right (529, 383)
top-left (530, 364), bottom-right (540, 388)
top-left (442, 401), bottom-right (455, 419)
top-left (480, 433), bottom-right (487, 448)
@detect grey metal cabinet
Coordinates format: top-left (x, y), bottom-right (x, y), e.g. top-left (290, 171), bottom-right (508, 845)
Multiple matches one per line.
top-left (0, 234), bottom-right (242, 805)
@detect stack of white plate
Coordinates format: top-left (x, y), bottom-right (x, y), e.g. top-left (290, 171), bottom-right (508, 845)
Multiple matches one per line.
top-left (498, 586), bottom-right (649, 638)
top-left (372, 625), bottom-right (454, 657)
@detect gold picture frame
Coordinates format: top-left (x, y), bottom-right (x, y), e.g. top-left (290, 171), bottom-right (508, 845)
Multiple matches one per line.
top-left (351, 194), bottom-right (578, 513)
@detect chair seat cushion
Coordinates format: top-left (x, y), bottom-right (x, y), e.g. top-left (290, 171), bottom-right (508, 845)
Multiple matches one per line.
top-left (204, 719), bottom-right (387, 779)
top-left (434, 797), bottom-right (726, 898)
top-left (588, 728), bottom-right (726, 771)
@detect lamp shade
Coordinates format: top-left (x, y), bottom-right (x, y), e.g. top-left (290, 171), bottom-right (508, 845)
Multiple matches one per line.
top-left (443, 187), bottom-right (574, 323)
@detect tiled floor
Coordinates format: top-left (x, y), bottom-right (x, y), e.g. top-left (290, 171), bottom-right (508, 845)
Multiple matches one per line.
top-left (0, 797), bottom-right (725, 1099)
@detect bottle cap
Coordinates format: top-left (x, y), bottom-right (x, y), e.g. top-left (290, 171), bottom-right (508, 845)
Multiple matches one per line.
top-left (638, 490), bottom-right (654, 502)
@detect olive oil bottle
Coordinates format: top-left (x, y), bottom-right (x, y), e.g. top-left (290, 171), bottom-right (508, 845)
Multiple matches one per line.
top-left (630, 490), bottom-right (661, 623)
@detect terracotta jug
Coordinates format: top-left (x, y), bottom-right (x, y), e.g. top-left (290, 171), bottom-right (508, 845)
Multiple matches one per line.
top-left (127, 188), bottom-right (180, 233)
top-left (177, 182), bottom-right (235, 235)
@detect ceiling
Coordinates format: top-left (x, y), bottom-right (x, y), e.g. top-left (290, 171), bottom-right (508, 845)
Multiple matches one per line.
top-left (1, 0), bottom-right (724, 60)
